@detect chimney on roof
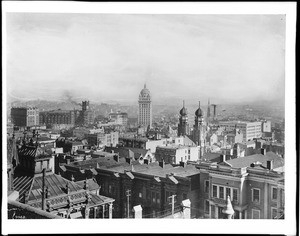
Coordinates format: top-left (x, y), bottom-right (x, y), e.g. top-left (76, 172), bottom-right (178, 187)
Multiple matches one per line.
top-left (113, 154), bottom-right (119, 162)
top-left (144, 159), bottom-right (149, 165)
top-left (266, 160), bottom-right (273, 170)
top-left (220, 154), bottom-right (226, 162)
top-left (179, 161), bottom-right (186, 168)
top-left (66, 182), bottom-right (70, 194)
top-left (66, 158), bottom-right (70, 165)
top-left (261, 148), bottom-right (266, 155)
top-left (159, 161), bottom-right (165, 168)
top-left (125, 157), bottom-right (132, 164)
top-left (84, 179), bottom-right (88, 190)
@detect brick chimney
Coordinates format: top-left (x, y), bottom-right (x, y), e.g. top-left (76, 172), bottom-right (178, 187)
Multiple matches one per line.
top-left (179, 161), bottom-right (186, 168)
top-left (159, 161), bottom-right (165, 168)
top-left (144, 159), bottom-right (149, 165)
top-left (266, 160), bottom-right (273, 170)
top-left (261, 148), bottom-right (266, 155)
top-left (220, 154), bottom-right (226, 162)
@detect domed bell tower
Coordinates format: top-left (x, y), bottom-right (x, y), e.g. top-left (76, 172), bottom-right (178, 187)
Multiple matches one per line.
top-left (193, 101), bottom-right (206, 159)
top-left (178, 101), bottom-right (190, 136)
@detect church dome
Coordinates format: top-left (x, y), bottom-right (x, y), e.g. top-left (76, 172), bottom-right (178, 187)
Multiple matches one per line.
top-left (195, 102), bottom-right (204, 117)
top-left (139, 84), bottom-right (151, 100)
top-left (179, 101), bottom-right (187, 116)
top-left (180, 107), bottom-right (187, 116)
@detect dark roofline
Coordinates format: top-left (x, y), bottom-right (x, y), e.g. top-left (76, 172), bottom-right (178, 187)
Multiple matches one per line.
top-left (8, 200), bottom-right (63, 219)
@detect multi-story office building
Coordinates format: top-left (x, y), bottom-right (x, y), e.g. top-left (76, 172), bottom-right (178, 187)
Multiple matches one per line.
top-left (86, 131), bottom-right (119, 148)
top-left (138, 84), bottom-right (152, 128)
top-left (39, 109), bottom-right (81, 127)
top-left (39, 101), bottom-right (93, 128)
top-left (109, 111), bottom-right (128, 127)
top-left (218, 121), bottom-right (262, 141)
top-left (11, 107), bottom-right (39, 128)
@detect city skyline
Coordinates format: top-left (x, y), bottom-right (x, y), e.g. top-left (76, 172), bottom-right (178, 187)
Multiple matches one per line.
top-left (6, 14), bottom-right (285, 105)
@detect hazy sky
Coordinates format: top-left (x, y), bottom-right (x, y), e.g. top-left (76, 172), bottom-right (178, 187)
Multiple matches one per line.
top-left (6, 13), bottom-right (285, 105)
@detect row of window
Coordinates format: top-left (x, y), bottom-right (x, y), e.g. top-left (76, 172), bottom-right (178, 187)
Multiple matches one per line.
top-left (252, 187), bottom-right (278, 203)
top-left (212, 184), bottom-right (238, 202)
top-left (205, 181), bottom-right (278, 203)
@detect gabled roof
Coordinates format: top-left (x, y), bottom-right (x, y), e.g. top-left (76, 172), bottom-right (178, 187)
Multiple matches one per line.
top-left (23, 172), bottom-right (114, 210)
top-left (27, 172), bottom-right (83, 203)
top-left (182, 136), bottom-right (196, 146)
top-left (18, 145), bottom-right (52, 160)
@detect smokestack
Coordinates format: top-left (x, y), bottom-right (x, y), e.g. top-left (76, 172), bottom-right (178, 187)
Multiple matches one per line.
top-left (159, 161), bottom-right (165, 168)
top-left (261, 148), bottom-right (266, 155)
top-left (266, 160), bottom-right (273, 170)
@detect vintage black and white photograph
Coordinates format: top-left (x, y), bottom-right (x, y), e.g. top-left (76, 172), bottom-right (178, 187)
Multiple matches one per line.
top-left (2, 2), bottom-right (296, 235)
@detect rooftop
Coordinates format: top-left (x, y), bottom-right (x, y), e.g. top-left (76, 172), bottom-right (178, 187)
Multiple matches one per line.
top-left (225, 151), bottom-right (284, 169)
top-left (66, 155), bottom-right (199, 179)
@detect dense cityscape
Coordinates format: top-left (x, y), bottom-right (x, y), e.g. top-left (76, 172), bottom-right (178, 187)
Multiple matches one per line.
top-left (4, 8), bottom-right (294, 233)
top-left (7, 84), bottom-right (285, 219)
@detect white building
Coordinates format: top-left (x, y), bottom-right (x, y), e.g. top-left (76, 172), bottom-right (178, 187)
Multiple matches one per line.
top-left (155, 145), bottom-right (199, 164)
top-left (218, 121), bottom-right (262, 141)
top-left (109, 111), bottom-right (128, 127)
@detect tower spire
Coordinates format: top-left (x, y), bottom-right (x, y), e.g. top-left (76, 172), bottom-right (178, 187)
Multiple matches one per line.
top-left (183, 100), bottom-right (185, 108)
top-left (199, 101), bottom-right (201, 108)
top-left (144, 83), bottom-right (146, 89)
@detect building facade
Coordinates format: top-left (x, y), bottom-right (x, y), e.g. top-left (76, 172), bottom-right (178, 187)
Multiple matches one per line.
top-left (39, 101), bottom-right (93, 128)
top-left (11, 107), bottom-right (39, 128)
top-left (109, 111), bottom-right (128, 127)
top-left (39, 109), bottom-right (81, 127)
top-left (155, 145), bottom-right (199, 164)
top-left (197, 151), bottom-right (284, 219)
top-left (219, 121), bottom-right (262, 141)
top-left (86, 131), bottom-right (119, 148)
top-left (58, 157), bottom-right (200, 218)
top-left (138, 84), bottom-right (152, 128)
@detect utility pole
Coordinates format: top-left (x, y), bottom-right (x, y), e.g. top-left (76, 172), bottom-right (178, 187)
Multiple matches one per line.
top-left (41, 168), bottom-right (46, 210)
top-left (126, 189), bottom-right (131, 218)
top-left (168, 194), bottom-right (176, 218)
